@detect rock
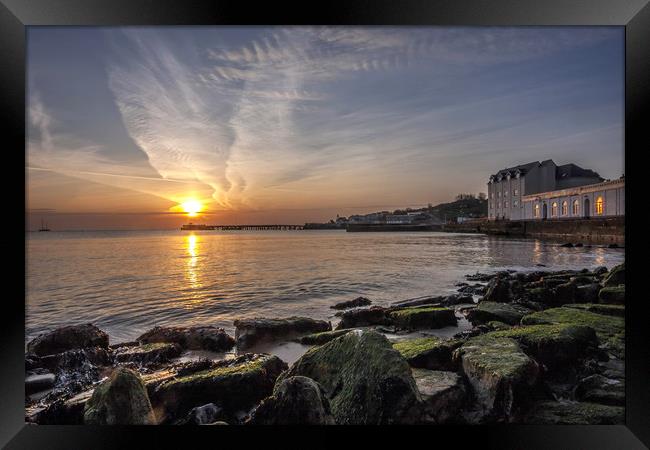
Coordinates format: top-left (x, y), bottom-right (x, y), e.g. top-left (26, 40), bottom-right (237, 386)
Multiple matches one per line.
top-left (151, 353), bottom-right (287, 423)
top-left (392, 337), bottom-right (461, 371)
top-left (524, 287), bottom-right (556, 304)
top-left (453, 335), bottom-right (539, 420)
top-left (388, 307), bottom-right (457, 330)
top-left (136, 326), bottom-right (235, 352)
top-left (574, 243), bottom-right (584, 247)
top-left (576, 283), bottom-right (601, 303)
top-left (413, 369), bottom-right (467, 424)
top-left (330, 296), bottom-right (372, 310)
top-left (391, 296), bottom-right (445, 308)
top-left (467, 301), bottom-right (533, 326)
top-left (484, 324), bottom-right (598, 370)
top-left (27, 324), bottom-right (109, 356)
top-left (335, 306), bottom-right (390, 330)
top-left (248, 376), bottom-right (335, 425)
top-left (554, 281), bottom-right (578, 304)
top-left (593, 266), bottom-right (608, 276)
top-left (564, 303), bottom-right (625, 318)
top-left (39, 347), bottom-right (112, 372)
top-left (602, 263), bottom-right (624, 287)
top-left (522, 400), bottom-right (623, 424)
top-left (278, 330), bottom-right (420, 424)
top-left (574, 374), bottom-right (624, 406)
top-left (521, 306), bottom-right (625, 359)
top-left (443, 294), bottom-right (474, 305)
top-left (25, 372), bottom-right (56, 395)
top-left (114, 342), bottom-right (182, 366)
top-left (234, 317), bottom-right (331, 349)
top-left (29, 389), bottom-right (93, 424)
top-left (482, 276), bottom-right (514, 302)
top-left (84, 368), bottom-right (156, 425)
top-left (179, 403), bottom-right (225, 425)
top-left (598, 285), bottom-right (625, 304)
top-left (486, 321), bottom-right (512, 331)
top-left (299, 329), bottom-right (352, 345)
top-left (560, 243), bottom-right (574, 248)
top-left (466, 272), bottom-right (496, 282)
top-left (608, 243), bottom-right (620, 248)
top-left (458, 284), bottom-right (487, 296)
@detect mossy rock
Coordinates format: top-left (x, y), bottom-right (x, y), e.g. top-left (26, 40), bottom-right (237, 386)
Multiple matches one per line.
top-left (248, 376), bottom-right (335, 425)
top-left (522, 400), bottom-right (623, 424)
top-left (467, 301), bottom-right (533, 326)
top-left (136, 325), bottom-right (235, 352)
top-left (299, 329), bottom-right (352, 345)
top-left (151, 353), bottom-right (288, 423)
top-left (486, 321), bottom-right (512, 331)
top-left (484, 324), bottom-right (598, 369)
top-left (598, 285), bottom-right (625, 304)
top-left (564, 303), bottom-right (625, 318)
top-left (412, 369), bottom-right (467, 424)
top-left (233, 317), bottom-right (331, 349)
top-left (521, 306), bottom-right (625, 359)
top-left (278, 330), bottom-right (420, 424)
top-left (388, 306), bottom-right (457, 330)
top-left (27, 323), bottom-right (109, 357)
top-left (335, 307), bottom-right (390, 330)
top-left (454, 336), bottom-right (539, 420)
top-left (602, 263), bottom-right (624, 287)
top-left (392, 337), bottom-right (462, 371)
top-left (84, 368), bottom-right (156, 425)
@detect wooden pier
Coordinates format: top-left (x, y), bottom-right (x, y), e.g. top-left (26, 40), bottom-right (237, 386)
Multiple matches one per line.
top-left (181, 224), bottom-right (304, 231)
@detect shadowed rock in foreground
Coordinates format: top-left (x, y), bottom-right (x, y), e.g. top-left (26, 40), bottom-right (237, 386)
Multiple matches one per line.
top-left (330, 296), bottom-right (372, 310)
top-left (247, 376), bottom-right (335, 425)
top-left (278, 330), bottom-right (421, 424)
top-left (84, 367), bottom-right (156, 425)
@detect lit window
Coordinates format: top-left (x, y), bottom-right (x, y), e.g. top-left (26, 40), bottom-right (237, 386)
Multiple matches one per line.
top-left (551, 202), bottom-right (558, 217)
top-left (572, 199), bottom-right (580, 215)
top-left (497, 192), bottom-right (501, 198)
top-left (504, 190), bottom-right (508, 197)
top-left (513, 199), bottom-right (518, 207)
top-left (562, 201), bottom-right (568, 216)
top-left (534, 204), bottom-right (540, 218)
top-left (504, 201), bottom-right (508, 208)
top-left (596, 196), bottom-right (604, 215)
top-left (513, 189), bottom-right (518, 196)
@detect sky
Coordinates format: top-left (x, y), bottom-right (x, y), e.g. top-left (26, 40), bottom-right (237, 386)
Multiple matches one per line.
top-left (26, 26), bottom-right (624, 230)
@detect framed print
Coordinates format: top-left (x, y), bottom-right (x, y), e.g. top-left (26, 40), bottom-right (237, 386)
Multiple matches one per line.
top-left (1, 0), bottom-right (648, 448)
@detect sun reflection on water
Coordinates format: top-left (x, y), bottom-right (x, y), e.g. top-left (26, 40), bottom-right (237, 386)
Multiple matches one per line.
top-left (184, 234), bottom-right (204, 306)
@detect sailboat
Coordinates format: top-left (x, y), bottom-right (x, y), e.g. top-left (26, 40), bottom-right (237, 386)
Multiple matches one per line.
top-left (38, 219), bottom-right (51, 232)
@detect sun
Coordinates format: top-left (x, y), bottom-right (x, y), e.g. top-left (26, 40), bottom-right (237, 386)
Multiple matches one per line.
top-left (181, 200), bottom-right (202, 217)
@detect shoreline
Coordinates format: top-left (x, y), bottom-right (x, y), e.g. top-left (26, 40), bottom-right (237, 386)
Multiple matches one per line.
top-left (25, 261), bottom-right (625, 425)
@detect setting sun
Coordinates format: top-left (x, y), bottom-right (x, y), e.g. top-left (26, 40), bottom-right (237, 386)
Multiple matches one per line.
top-left (181, 200), bottom-right (202, 217)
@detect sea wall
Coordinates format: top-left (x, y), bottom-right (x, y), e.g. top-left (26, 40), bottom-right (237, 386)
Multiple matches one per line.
top-left (346, 224), bottom-right (443, 232)
top-left (443, 217), bottom-right (624, 245)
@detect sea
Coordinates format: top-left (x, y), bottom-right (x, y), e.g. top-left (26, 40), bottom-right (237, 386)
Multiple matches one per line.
top-left (26, 230), bottom-right (624, 348)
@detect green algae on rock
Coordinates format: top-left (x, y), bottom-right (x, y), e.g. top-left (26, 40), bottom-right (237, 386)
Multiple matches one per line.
top-left (483, 324), bottom-right (598, 369)
top-left (467, 301), bottom-right (534, 326)
top-left (247, 376), bottom-right (335, 425)
top-left (388, 306), bottom-right (457, 330)
top-left (151, 353), bottom-right (288, 423)
top-left (84, 367), bottom-right (156, 425)
top-left (392, 337), bottom-right (462, 371)
top-left (521, 306), bottom-right (625, 358)
top-left (278, 330), bottom-right (420, 424)
top-left (454, 335), bottom-right (539, 420)
top-left (601, 263), bottom-right (624, 287)
top-left (299, 329), bottom-right (352, 345)
top-left (598, 285), bottom-right (625, 304)
top-left (564, 303), bottom-right (625, 317)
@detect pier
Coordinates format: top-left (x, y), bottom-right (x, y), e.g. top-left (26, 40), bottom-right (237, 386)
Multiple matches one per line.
top-left (181, 224), bottom-right (304, 231)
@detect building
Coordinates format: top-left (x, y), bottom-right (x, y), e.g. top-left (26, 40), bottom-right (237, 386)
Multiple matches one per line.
top-left (521, 177), bottom-right (624, 220)
top-left (487, 160), bottom-right (604, 220)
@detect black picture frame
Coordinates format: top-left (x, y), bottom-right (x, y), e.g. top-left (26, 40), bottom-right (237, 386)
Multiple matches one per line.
top-left (2, 0), bottom-right (647, 448)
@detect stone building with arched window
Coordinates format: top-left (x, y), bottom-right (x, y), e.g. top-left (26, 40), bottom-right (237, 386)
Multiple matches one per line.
top-left (520, 177), bottom-right (624, 220)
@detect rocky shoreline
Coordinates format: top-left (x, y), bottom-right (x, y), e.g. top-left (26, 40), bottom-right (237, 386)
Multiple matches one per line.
top-left (25, 262), bottom-right (625, 425)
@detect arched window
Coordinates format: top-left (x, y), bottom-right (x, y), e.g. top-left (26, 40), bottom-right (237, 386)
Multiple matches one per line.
top-left (562, 201), bottom-right (568, 216)
top-left (596, 196), bottom-right (604, 215)
top-left (534, 204), bottom-right (540, 218)
top-left (551, 202), bottom-right (558, 217)
top-left (572, 199), bottom-right (580, 215)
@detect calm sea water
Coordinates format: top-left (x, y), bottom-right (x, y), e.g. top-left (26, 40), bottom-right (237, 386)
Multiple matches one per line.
top-left (26, 230), bottom-right (624, 344)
